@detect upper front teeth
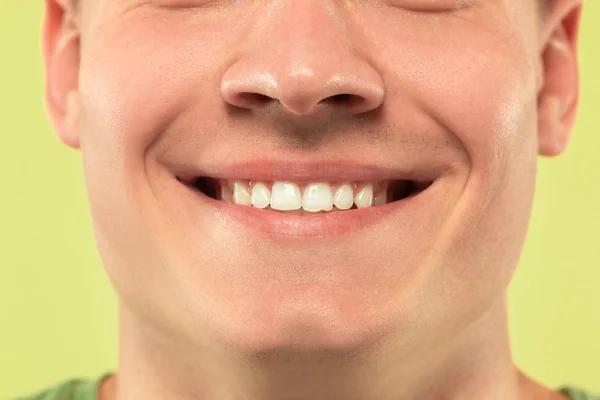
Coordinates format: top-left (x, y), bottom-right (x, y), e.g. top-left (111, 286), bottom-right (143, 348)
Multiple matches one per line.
top-left (303, 183), bottom-right (333, 212)
top-left (221, 180), bottom-right (388, 212)
top-left (271, 182), bottom-right (303, 210)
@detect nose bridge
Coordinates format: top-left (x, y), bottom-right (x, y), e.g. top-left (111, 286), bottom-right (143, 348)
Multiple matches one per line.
top-left (266, 1), bottom-right (350, 93)
top-left (220, 1), bottom-right (385, 117)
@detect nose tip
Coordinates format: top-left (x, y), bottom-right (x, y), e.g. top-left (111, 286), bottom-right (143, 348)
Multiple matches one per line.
top-left (220, 63), bottom-right (385, 117)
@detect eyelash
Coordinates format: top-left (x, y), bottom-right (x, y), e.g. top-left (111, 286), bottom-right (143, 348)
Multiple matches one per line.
top-left (149, 0), bottom-right (473, 15)
top-left (385, 0), bottom-right (473, 12)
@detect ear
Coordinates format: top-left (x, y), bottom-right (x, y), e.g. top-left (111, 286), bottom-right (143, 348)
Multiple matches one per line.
top-left (537, 0), bottom-right (582, 157)
top-left (42, 0), bottom-right (81, 149)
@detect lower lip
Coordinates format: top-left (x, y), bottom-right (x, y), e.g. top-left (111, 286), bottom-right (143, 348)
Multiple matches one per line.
top-left (184, 183), bottom-right (429, 240)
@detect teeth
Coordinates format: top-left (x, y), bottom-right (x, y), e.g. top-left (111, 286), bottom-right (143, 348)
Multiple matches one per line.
top-left (220, 184), bottom-right (234, 204)
top-left (373, 190), bottom-right (387, 206)
top-left (333, 183), bottom-right (354, 210)
top-left (251, 182), bottom-right (271, 209)
top-left (302, 183), bottom-right (333, 212)
top-left (232, 180), bottom-right (252, 206)
top-left (271, 182), bottom-right (302, 211)
top-left (216, 180), bottom-right (395, 212)
top-left (354, 184), bottom-right (374, 208)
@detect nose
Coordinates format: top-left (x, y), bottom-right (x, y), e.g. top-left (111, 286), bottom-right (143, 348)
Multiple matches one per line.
top-left (220, 2), bottom-right (385, 119)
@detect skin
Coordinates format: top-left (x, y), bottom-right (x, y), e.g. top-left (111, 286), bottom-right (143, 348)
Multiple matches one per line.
top-left (42, 0), bottom-right (581, 399)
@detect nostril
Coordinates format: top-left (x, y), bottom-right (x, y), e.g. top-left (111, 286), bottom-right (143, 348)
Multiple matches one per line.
top-left (330, 94), bottom-right (352, 102)
top-left (238, 92), bottom-right (273, 107)
top-left (322, 93), bottom-right (367, 110)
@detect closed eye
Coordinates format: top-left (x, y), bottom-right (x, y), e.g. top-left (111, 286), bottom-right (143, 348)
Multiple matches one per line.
top-left (149, 0), bottom-right (225, 10)
top-left (385, 0), bottom-right (475, 13)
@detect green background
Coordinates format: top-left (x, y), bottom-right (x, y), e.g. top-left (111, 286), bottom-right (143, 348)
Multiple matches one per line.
top-left (1, 2), bottom-right (598, 398)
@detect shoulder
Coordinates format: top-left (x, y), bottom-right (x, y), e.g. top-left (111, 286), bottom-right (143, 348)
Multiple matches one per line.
top-left (15, 373), bottom-right (111, 400)
top-left (17, 379), bottom-right (83, 400)
top-left (558, 386), bottom-right (600, 400)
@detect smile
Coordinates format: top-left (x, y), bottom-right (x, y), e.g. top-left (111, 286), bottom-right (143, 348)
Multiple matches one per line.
top-left (173, 160), bottom-right (439, 240)
top-left (179, 178), bottom-right (431, 215)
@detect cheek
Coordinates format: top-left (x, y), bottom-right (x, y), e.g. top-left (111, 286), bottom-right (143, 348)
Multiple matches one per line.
top-left (76, 6), bottom-right (239, 243)
top-left (75, 8), bottom-right (229, 305)
top-left (360, 11), bottom-right (540, 296)
top-left (77, 6), bottom-right (240, 164)
top-left (360, 10), bottom-right (538, 175)
top-left (363, 12), bottom-right (540, 246)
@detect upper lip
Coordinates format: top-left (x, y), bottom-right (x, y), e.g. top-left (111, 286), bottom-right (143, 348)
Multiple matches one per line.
top-left (171, 158), bottom-right (444, 184)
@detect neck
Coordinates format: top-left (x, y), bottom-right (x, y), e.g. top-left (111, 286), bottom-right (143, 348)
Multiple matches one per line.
top-left (112, 295), bottom-right (525, 400)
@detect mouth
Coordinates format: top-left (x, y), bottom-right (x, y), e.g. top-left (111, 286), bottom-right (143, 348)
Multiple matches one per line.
top-left (178, 177), bottom-right (431, 216)
top-left (171, 159), bottom-right (439, 239)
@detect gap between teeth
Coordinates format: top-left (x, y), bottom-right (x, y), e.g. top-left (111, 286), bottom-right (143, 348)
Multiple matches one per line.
top-left (219, 180), bottom-right (391, 212)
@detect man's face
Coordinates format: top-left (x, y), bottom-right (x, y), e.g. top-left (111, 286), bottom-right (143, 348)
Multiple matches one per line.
top-left (64, 0), bottom-right (557, 351)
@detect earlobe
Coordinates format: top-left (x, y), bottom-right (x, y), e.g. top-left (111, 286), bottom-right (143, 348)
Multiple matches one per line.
top-left (43, 0), bottom-right (81, 149)
top-left (538, 94), bottom-right (570, 157)
top-left (537, 2), bottom-right (581, 157)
